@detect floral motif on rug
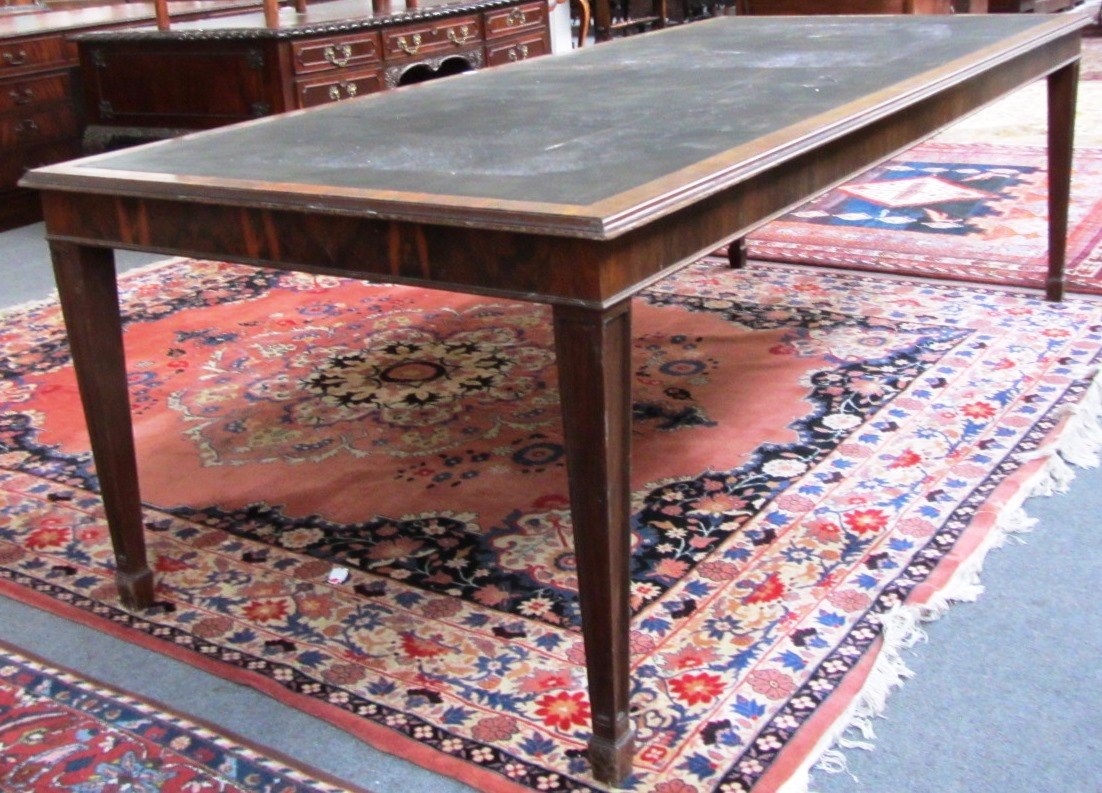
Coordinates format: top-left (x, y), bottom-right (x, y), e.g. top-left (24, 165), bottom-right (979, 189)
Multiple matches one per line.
top-left (2, 258), bottom-right (1100, 792)
top-left (746, 142), bottom-right (1102, 295)
top-left (0, 640), bottom-right (363, 792)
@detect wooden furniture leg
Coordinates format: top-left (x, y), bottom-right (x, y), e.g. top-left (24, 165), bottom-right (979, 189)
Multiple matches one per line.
top-left (50, 242), bottom-right (154, 610)
top-left (263, 0), bottom-right (280, 27)
top-left (154, 0), bottom-right (170, 31)
top-left (1045, 57), bottom-right (1078, 302)
top-left (572, 0), bottom-right (591, 47)
top-left (592, 0), bottom-right (613, 41)
top-left (552, 300), bottom-right (635, 786)
top-left (728, 236), bottom-right (747, 269)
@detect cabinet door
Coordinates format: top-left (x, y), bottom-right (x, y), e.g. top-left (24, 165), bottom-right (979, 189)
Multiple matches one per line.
top-left (83, 41), bottom-right (280, 129)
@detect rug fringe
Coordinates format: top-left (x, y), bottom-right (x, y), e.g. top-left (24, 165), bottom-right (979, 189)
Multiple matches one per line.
top-left (783, 368), bottom-right (1102, 793)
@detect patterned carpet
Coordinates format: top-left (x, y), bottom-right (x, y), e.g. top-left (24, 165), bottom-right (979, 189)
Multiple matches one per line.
top-left (745, 35), bottom-right (1102, 294)
top-left (0, 639), bottom-right (367, 792)
top-left (3, 257), bottom-right (1102, 791)
top-left (745, 142), bottom-right (1102, 294)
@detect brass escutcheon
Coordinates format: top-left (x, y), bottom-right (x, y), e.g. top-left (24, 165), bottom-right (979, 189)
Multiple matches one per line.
top-left (327, 80), bottom-right (358, 101)
top-left (397, 33), bottom-right (422, 55)
top-left (446, 25), bottom-right (474, 45)
top-left (323, 44), bottom-right (353, 67)
top-left (2, 50), bottom-right (29, 67)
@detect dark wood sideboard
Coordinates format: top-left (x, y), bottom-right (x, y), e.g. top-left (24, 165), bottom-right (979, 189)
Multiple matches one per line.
top-left (988, 0), bottom-right (1080, 13)
top-left (76, 0), bottom-right (550, 151)
top-left (0, 0), bottom-right (264, 230)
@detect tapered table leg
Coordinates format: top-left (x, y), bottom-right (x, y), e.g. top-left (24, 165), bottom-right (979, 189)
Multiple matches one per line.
top-left (552, 299), bottom-right (635, 786)
top-left (1046, 57), bottom-right (1079, 303)
top-left (51, 242), bottom-right (154, 609)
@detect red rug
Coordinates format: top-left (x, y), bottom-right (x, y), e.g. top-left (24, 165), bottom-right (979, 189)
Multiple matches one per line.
top-left (746, 142), bottom-right (1102, 295)
top-left (3, 257), bottom-right (1102, 792)
top-left (0, 638), bottom-right (367, 792)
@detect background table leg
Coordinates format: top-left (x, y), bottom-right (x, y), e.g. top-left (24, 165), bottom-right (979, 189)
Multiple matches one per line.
top-left (552, 300), bottom-right (635, 786)
top-left (728, 237), bottom-right (748, 269)
top-left (1046, 57), bottom-right (1079, 302)
top-left (50, 241), bottom-right (154, 609)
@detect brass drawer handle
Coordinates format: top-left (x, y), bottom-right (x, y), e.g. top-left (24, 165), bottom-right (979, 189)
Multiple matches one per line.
top-left (3, 50), bottom-right (29, 67)
top-left (508, 43), bottom-right (529, 62)
top-left (446, 25), bottom-right (474, 45)
top-left (323, 44), bottom-right (353, 68)
top-left (9, 87), bottom-right (35, 105)
top-left (506, 7), bottom-right (527, 25)
top-left (326, 80), bottom-right (359, 101)
top-left (396, 34), bottom-right (422, 55)
top-left (15, 118), bottom-right (39, 134)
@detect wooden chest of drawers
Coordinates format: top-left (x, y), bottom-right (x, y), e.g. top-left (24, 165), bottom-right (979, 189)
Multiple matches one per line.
top-left (0, 0), bottom-right (266, 231)
top-left (77, 0), bottom-right (551, 150)
top-left (1, 31), bottom-right (77, 227)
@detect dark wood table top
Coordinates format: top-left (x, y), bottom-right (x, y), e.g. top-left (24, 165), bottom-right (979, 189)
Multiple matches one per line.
top-left (25, 14), bottom-right (1090, 239)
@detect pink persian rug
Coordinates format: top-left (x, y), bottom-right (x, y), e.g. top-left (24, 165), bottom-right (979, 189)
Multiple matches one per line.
top-left (745, 142), bottom-right (1102, 295)
top-left (0, 639), bottom-right (367, 792)
top-left (2, 257), bottom-right (1101, 791)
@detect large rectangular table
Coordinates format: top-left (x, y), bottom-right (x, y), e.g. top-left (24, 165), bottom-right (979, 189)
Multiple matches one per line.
top-left (21, 13), bottom-right (1089, 786)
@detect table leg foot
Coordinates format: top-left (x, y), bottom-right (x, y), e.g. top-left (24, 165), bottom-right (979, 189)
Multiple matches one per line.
top-left (728, 237), bottom-right (747, 269)
top-left (588, 728), bottom-right (635, 786)
top-left (116, 568), bottom-right (156, 610)
top-left (1045, 278), bottom-right (1065, 303)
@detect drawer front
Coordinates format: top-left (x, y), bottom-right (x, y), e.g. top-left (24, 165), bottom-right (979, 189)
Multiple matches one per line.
top-left (0, 138), bottom-right (81, 191)
top-left (0, 103), bottom-right (77, 149)
top-left (292, 32), bottom-right (382, 76)
top-left (382, 15), bottom-right (482, 60)
top-left (0, 71), bottom-right (72, 116)
top-left (1, 36), bottom-right (69, 75)
top-left (295, 70), bottom-right (385, 108)
top-left (484, 2), bottom-right (545, 40)
top-left (485, 31), bottom-right (550, 67)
